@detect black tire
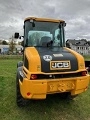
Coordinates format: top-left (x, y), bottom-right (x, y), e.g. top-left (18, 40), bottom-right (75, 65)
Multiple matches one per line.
top-left (17, 61), bottom-right (23, 68)
top-left (60, 92), bottom-right (78, 100)
top-left (67, 94), bottom-right (78, 100)
top-left (16, 71), bottom-right (28, 107)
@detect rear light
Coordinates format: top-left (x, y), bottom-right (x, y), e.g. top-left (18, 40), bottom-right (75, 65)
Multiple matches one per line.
top-left (81, 71), bottom-right (87, 76)
top-left (30, 74), bottom-right (37, 80)
top-left (27, 92), bottom-right (31, 96)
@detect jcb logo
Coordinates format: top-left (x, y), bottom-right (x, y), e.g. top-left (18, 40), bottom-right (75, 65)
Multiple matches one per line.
top-left (43, 55), bottom-right (52, 62)
top-left (50, 61), bottom-right (70, 70)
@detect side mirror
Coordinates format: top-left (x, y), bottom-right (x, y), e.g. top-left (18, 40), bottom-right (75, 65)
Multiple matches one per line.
top-left (64, 23), bottom-right (66, 27)
top-left (14, 32), bottom-right (19, 39)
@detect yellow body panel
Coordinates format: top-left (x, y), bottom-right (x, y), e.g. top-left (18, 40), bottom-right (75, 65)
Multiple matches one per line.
top-left (21, 47), bottom-right (90, 99)
top-left (25, 47), bottom-right (41, 72)
top-left (64, 47), bottom-right (85, 70)
top-left (19, 75), bottom-right (89, 99)
top-left (23, 47), bottom-right (88, 79)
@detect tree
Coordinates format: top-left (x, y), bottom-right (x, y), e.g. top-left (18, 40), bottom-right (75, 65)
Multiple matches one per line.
top-left (87, 41), bottom-right (90, 46)
top-left (2, 40), bottom-right (8, 45)
top-left (21, 41), bottom-right (24, 46)
top-left (9, 36), bottom-right (15, 53)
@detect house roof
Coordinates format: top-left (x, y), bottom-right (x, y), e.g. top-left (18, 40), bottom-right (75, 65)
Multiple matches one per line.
top-left (66, 39), bottom-right (89, 46)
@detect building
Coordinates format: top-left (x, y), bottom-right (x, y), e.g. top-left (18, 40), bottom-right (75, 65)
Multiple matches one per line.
top-left (0, 45), bottom-right (9, 54)
top-left (66, 39), bottom-right (90, 55)
top-left (0, 45), bottom-right (23, 54)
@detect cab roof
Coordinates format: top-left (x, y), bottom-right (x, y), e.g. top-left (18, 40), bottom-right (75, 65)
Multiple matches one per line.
top-left (24, 17), bottom-right (65, 23)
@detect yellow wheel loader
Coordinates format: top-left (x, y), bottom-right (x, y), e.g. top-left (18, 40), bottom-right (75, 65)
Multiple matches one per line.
top-left (14, 17), bottom-right (90, 106)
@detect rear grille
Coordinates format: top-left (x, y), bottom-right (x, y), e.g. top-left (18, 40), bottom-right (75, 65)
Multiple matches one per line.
top-left (34, 72), bottom-right (86, 80)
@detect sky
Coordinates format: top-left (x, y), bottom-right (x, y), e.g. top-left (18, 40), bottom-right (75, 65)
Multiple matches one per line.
top-left (0, 0), bottom-right (90, 41)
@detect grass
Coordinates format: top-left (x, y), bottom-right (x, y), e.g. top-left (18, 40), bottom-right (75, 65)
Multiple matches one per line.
top-left (83, 55), bottom-right (90, 61)
top-left (0, 55), bottom-right (22, 59)
top-left (0, 58), bottom-right (90, 120)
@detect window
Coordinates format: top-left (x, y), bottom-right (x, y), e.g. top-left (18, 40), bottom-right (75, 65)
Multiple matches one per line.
top-left (28, 31), bottom-right (52, 46)
top-left (24, 20), bottom-right (65, 47)
top-left (77, 47), bottom-right (79, 49)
